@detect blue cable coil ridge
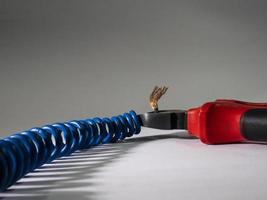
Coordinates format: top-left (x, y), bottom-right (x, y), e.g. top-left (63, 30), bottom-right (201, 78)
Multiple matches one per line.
top-left (0, 110), bottom-right (141, 191)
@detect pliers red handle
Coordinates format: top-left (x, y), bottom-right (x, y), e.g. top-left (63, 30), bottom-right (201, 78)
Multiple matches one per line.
top-left (139, 99), bottom-right (267, 144)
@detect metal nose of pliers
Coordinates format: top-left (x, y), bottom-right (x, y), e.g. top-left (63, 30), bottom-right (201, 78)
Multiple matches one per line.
top-left (138, 110), bottom-right (187, 130)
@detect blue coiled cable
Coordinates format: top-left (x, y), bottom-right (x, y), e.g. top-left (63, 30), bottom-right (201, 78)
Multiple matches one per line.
top-left (0, 110), bottom-right (141, 191)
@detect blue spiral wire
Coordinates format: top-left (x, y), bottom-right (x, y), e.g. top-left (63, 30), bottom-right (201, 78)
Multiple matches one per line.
top-left (0, 110), bottom-right (141, 191)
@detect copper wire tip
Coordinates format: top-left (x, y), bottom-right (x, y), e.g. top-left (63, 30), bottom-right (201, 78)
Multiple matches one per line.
top-left (149, 86), bottom-right (168, 111)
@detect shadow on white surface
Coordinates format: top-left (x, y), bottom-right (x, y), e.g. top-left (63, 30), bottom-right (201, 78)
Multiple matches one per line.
top-left (0, 130), bottom-right (193, 200)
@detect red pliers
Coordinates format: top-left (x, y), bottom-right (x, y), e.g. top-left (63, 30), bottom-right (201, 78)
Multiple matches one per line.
top-left (139, 99), bottom-right (267, 144)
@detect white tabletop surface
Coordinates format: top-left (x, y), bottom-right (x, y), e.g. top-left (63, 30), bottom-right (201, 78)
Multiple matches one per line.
top-left (1, 127), bottom-right (267, 200)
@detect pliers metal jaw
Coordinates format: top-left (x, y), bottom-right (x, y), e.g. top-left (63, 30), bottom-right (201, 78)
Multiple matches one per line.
top-left (138, 110), bottom-right (187, 130)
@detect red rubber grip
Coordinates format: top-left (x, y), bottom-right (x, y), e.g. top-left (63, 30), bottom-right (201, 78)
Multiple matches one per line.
top-left (187, 100), bottom-right (267, 144)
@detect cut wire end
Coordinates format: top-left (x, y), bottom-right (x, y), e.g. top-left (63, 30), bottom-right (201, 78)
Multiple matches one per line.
top-left (149, 86), bottom-right (168, 112)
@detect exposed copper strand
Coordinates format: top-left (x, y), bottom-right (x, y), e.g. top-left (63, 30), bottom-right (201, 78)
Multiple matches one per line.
top-left (149, 86), bottom-right (168, 111)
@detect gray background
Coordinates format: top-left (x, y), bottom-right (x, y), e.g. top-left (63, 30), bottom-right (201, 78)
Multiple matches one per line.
top-left (1, 0), bottom-right (267, 135)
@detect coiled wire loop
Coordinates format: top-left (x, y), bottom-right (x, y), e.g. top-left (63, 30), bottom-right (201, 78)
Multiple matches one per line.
top-left (0, 110), bottom-right (141, 191)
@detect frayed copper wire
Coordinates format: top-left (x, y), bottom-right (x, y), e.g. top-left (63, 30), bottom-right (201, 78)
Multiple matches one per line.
top-left (149, 86), bottom-right (168, 112)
